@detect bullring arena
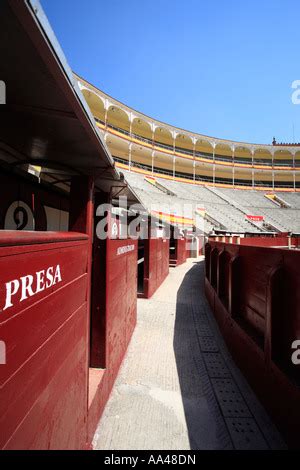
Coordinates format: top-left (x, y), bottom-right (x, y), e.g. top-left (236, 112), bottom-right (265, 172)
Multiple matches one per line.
top-left (0, 0), bottom-right (300, 452)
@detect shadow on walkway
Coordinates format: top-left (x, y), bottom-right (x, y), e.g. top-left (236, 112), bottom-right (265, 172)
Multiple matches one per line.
top-left (173, 260), bottom-right (232, 450)
top-left (173, 259), bottom-right (284, 450)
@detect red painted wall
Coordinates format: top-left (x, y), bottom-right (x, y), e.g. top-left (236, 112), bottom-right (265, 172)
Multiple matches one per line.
top-left (89, 237), bottom-right (138, 443)
top-left (0, 169), bottom-right (138, 449)
top-left (205, 241), bottom-right (300, 448)
top-left (142, 237), bottom-right (170, 298)
top-left (239, 236), bottom-right (294, 247)
top-left (0, 232), bottom-right (90, 450)
top-left (210, 235), bottom-right (300, 249)
top-left (0, 172), bottom-right (68, 231)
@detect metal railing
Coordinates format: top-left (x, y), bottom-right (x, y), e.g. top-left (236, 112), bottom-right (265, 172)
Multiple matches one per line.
top-left (114, 157), bottom-right (297, 189)
top-left (96, 119), bottom-right (297, 170)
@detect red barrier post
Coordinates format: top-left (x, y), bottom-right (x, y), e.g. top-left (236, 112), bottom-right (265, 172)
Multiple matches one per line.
top-left (0, 232), bottom-right (90, 450)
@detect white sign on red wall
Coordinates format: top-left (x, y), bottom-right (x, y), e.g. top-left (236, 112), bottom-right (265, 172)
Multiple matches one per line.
top-left (245, 214), bottom-right (264, 222)
top-left (2, 265), bottom-right (62, 311)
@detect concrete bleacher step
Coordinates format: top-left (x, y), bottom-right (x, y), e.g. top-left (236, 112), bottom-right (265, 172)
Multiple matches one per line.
top-left (205, 186), bottom-right (264, 232)
top-left (122, 169), bottom-right (300, 233)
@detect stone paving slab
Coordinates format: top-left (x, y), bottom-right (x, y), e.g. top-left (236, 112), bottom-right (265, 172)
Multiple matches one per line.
top-left (93, 258), bottom-right (286, 450)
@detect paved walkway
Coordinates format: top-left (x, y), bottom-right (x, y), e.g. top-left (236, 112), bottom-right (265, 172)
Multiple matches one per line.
top-left (93, 258), bottom-right (286, 450)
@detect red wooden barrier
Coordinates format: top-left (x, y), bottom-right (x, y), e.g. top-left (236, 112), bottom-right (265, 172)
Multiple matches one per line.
top-left (89, 232), bottom-right (138, 443)
top-left (239, 236), bottom-right (292, 247)
top-left (205, 241), bottom-right (300, 448)
top-left (142, 237), bottom-right (170, 298)
top-left (0, 172), bottom-right (69, 231)
top-left (210, 235), bottom-right (300, 249)
top-left (177, 238), bottom-right (189, 266)
top-left (0, 232), bottom-right (90, 450)
top-left (0, 178), bottom-right (138, 449)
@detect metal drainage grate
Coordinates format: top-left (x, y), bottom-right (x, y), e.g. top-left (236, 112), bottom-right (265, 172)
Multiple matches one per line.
top-left (203, 353), bottom-right (231, 378)
top-left (211, 378), bottom-right (252, 417)
top-left (195, 322), bottom-right (212, 336)
top-left (193, 311), bottom-right (209, 322)
top-left (225, 418), bottom-right (269, 450)
top-left (199, 336), bottom-right (219, 352)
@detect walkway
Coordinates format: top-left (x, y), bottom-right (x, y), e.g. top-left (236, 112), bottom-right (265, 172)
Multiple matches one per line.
top-left (93, 258), bottom-right (286, 450)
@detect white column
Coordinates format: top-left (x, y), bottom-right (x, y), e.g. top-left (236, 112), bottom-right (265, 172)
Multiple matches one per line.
top-left (129, 113), bottom-right (133, 139)
top-left (172, 131), bottom-right (176, 153)
top-left (151, 151), bottom-right (155, 176)
top-left (192, 138), bottom-right (196, 159)
top-left (292, 151), bottom-right (296, 191)
top-left (192, 138), bottom-right (196, 182)
top-left (292, 150), bottom-right (296, 169)
top-left (129, 143), bottom-right (132, 171)
top-left (212, 142), bottom-right (216, 163)
top-left (104, 102), bottom-right (109, 129)
top-left (173, 156), bottom-right (176, 179)
top-left (151, 124), bottom-right (156, 149)
top-left (172, 132), bottom-right (177, 179)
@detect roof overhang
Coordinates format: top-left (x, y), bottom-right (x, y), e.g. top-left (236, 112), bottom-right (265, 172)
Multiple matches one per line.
top-left (0, 0), bottom-right (140, 203)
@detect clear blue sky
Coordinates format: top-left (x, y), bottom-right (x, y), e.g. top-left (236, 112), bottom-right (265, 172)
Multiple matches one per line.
top-left (42, 0), bottom-right (300, 144)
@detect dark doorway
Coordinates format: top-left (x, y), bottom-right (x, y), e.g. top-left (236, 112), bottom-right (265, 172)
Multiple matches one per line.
top-left (137, 238), bottom-right (145, 294)
top-left (170, 226), bottom-right (176, 265)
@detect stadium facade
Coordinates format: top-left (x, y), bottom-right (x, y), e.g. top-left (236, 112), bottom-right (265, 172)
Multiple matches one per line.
top-left (77, 74), bottom-right (300, 191)
top-left (0, 0), bottom-right (300, 452)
